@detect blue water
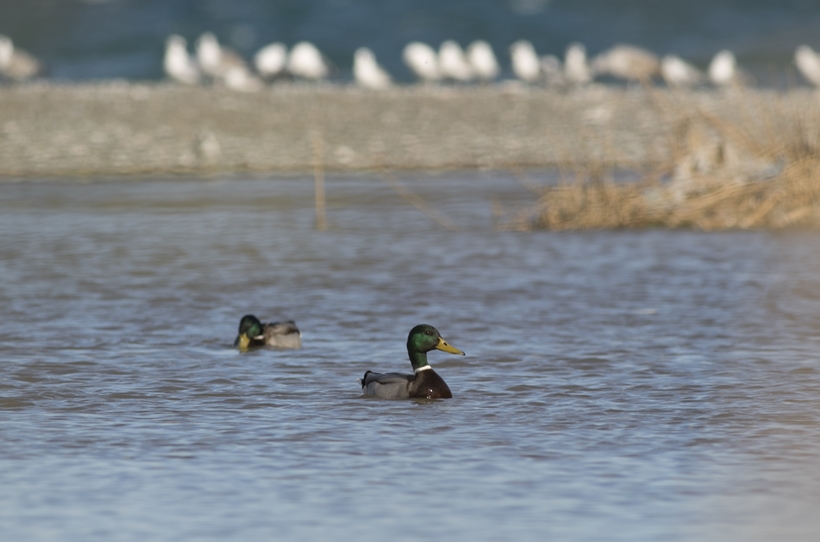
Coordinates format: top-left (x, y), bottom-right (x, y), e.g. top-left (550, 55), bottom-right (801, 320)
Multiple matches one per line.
top-left (1, 0), bottom-right (819, 83)
top-left (2, 174), bottom-right (820, 541)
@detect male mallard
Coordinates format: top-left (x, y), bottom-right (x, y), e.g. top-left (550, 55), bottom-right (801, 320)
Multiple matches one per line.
top-left (234, 314), bottom-right (301, 350)
top-left (359, 324), bottom-right (465, 399)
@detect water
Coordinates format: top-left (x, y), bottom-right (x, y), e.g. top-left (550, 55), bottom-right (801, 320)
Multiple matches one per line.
top-left (2, 0), bottom-right (820, 84)
top-left (2, 173), bottom-right (820, 541)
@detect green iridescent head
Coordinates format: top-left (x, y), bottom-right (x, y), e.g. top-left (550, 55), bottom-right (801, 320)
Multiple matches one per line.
top-left (406, 324), bottom-right (465, 370)
top-left (235, 314), bottom-right (264, 350)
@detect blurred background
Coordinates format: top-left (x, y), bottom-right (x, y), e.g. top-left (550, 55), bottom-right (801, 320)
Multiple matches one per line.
top-left (1, 0), bottom-right (819, 84)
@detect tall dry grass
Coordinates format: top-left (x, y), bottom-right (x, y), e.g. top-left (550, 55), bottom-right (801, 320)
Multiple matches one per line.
top-left (506, 89), bottom-right (820, 231)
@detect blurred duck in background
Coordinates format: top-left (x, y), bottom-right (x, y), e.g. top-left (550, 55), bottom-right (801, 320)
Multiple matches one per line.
top-left (286, 41), bottom-right (330, 80)
top-left (0, 35), bottom-right (43, 82)
top-left (564, 42), bottom-right (592, 85)
top-left (353, 47), bottom-right (392, 89)
top-left (163, 35), bottom-right (201, 85)
top-left (509, 40), bottom-right (541, 83)
top-left (195, 32), bottom-right (262, 91)
top-left (794, 45), bottom-right (820, 87)
top-left (591, 44), bottom-right (660, 82)
top-left (196, 32), bottom-right (245, 79)
top-left (439, 41), bottom-right (473, 82)
top-left (403, 42), bottom-right (440, 83)
top-left (254, 42), bottom-right (288, 80)
top-left (660, 55), bottom-right (704, 87)
top-left (466, 40), bottom-right (499, 82)
top-left (708, 50), bottom-right (743, 87)
top-left (223, 64), bottom-right (264, 92)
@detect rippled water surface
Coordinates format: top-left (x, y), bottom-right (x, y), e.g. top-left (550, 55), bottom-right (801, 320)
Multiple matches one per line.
top-left (2, 174), bottom-right (820, 541)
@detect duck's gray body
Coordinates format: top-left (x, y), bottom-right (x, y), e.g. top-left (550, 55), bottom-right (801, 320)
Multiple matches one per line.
top-left (260, 321), bottom-right (302, 348)
top-left (360, 366), bottom-right (452, 399)
top-left (235, 314), bottom-right (302, 350)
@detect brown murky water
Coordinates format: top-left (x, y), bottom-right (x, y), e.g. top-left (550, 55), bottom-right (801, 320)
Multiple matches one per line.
top-left (2, 173), bottom-right (820, 541)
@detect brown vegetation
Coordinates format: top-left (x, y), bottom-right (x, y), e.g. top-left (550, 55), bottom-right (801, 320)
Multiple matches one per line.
top-left (506, 89), bottom-right (820, 231)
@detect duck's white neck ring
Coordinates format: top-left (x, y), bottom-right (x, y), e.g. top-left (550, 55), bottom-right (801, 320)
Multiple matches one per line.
top-left (414, 365), bottom-right (432, 374)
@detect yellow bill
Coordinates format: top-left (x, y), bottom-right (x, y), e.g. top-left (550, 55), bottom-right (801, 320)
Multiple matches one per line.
top-left (237, 334), bottom-right (251, 351)
top-left (436, 336), bottom-right (465, 356)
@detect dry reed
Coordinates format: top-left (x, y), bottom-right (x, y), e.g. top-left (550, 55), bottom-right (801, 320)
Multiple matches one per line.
top-left (508, 89), bottom-right (820, 231)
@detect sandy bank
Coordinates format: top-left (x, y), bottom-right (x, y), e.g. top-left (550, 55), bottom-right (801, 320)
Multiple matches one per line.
top-left (0, 82), bottom-right (816, 178)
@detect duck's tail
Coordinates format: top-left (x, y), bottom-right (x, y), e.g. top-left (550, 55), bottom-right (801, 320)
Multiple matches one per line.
top-left (357, 370), bottom-right (372, 388)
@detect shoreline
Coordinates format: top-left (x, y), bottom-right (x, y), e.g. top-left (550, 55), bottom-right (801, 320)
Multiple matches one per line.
top-left (0, 82), bottom-right (817, 178)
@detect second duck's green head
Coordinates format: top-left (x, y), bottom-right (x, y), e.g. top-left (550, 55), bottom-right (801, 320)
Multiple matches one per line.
top-left (406, 324), bottom-right (465, 370)
top-left (235, 314), bottom-right (263, 350)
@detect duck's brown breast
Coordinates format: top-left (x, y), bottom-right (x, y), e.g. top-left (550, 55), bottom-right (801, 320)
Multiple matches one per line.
top-left (410, 369), bottom-right (452, 399)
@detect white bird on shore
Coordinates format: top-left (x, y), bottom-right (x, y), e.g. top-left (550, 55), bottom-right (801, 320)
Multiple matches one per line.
top-left (224, 65), bottom-right (264, 92)
top-left (509, 40), bottom-right (541, 83)
top-left (403, 42), bottom-right (440, 83)
top-left (196, 32), bottom-right (222, 77)
top-left (254, 42), bottom-right (288, 79)
top-left (660, 55), bottom-right (704, 87)
top-left (163, 35), bottom-right (201, 85)
top-left (0, 37), bottom-right (11, 70)
top-left (195, 33), bottom-right (263, 91)
top-left (564, 42), bottom-right (592, 85)
top-left (591, 44), bottom-right (660, 82)
top-left (794, 45), bottom-right (820, 87)
top-left (439, 41), bottom-right (473, 82)
top-left (287, 41), bottom-right (330, 80)
top-left (0, 35), bottom-right (43, 82)
top-left (540, 55), bottom-right (565, 86)
top-left (353, 47), bottom-right (392, 89)
top-left (196, 32), bottom-right (250, 80)
top-left (708, 50), bottom-right (739, 87)
top-left (466, 40), bottom-right (499, 82)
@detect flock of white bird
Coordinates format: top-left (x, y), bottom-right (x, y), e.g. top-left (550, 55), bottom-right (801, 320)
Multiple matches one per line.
top-left (163, 33), bottom-right (820, 92)
top-left (3, 30), bottom-right (820, 91)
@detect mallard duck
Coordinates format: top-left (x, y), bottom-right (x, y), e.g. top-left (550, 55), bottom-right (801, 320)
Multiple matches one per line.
top-left (234, 314), bottom-right (301, 350)
top-left (359, 324), bottom-right (465, 399)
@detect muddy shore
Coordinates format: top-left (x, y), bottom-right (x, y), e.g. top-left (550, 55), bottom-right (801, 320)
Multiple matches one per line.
top-left (0, 82), bottom-right (815, 178)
